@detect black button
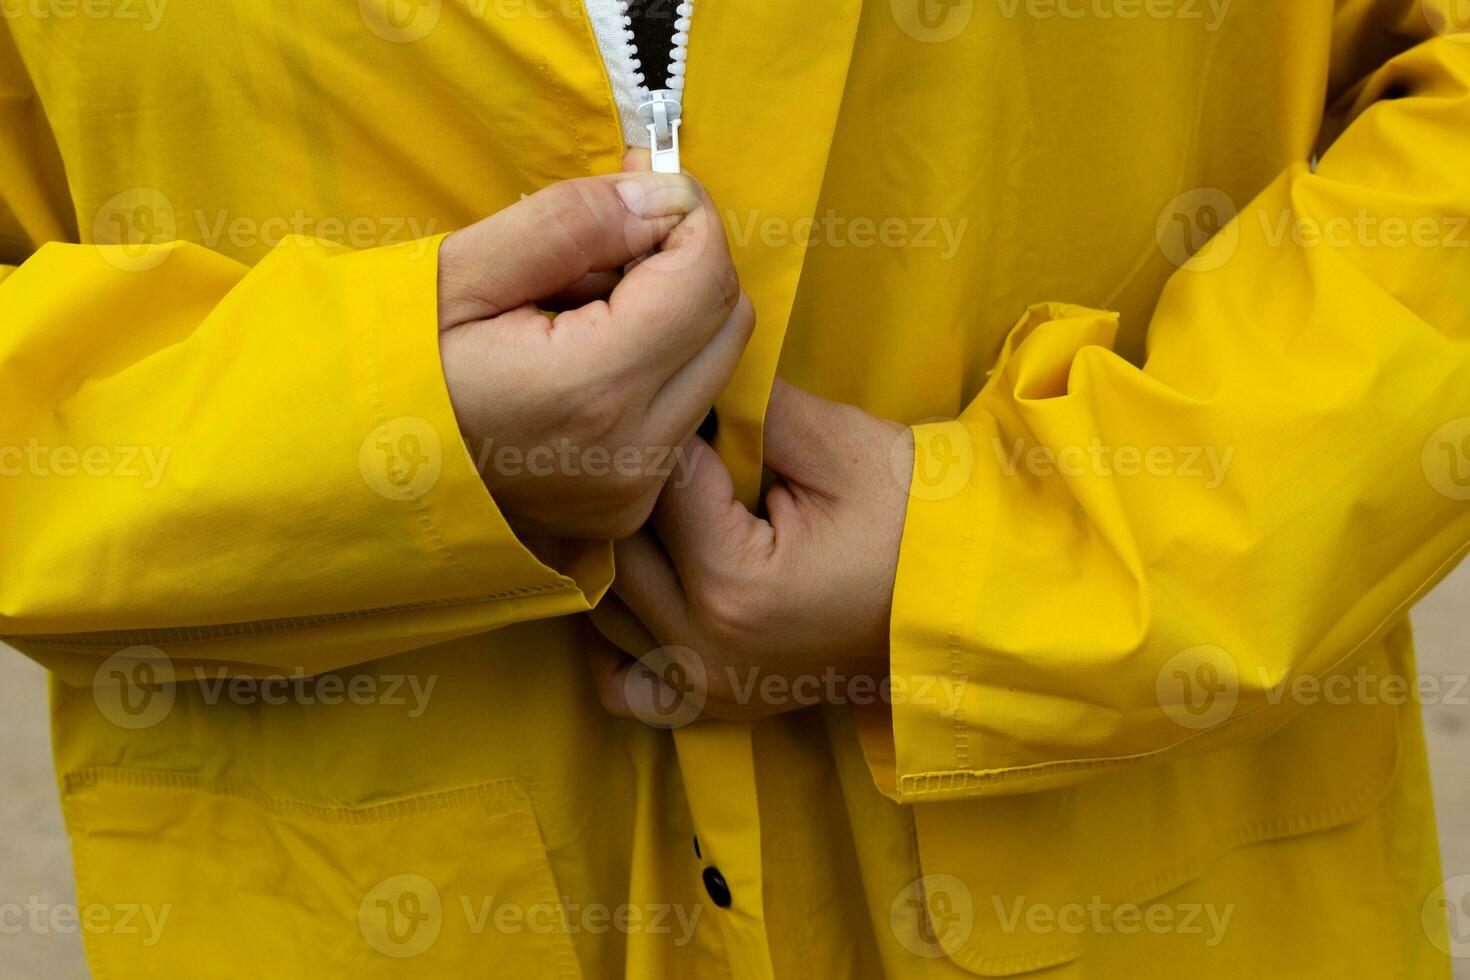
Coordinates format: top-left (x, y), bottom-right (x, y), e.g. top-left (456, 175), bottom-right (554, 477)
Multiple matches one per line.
top-left (702, 866), bottom-right (732, 909)
top-left (697, 408), bottom-right (719, 443)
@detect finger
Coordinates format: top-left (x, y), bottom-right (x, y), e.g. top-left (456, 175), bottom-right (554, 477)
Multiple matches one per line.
top-left (439, 171), bottom-right (701, 327)
top-left (611, 531), bottom-right (688, 641)
top-left (541, 270), bottom-right (621, 311)
top-left (586, 634), bottom-right (696, 728)
top-left (622, 146), bottom-right (651, 173)
top-left (585, 629), bottom-right (639, 720)
top-left (588, 593), bottom-right (660, 657)
top-left (568, 182), bottom-right (739, 374)
top-left (648, 291), bottom-right (755, 433)
top-left (760, 378), bottom-right (846, 487)
top-left (619, 147), bottom-right (656, 276)
top-left (651, 436), bottom-right (763, 575)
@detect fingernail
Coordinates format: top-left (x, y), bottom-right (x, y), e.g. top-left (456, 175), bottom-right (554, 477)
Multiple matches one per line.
top-left (617, 173), bottom-right (700, 218)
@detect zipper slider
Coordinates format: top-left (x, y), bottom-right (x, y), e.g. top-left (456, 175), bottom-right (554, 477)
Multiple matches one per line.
top-left (637, 89), bottom-right (683, 174)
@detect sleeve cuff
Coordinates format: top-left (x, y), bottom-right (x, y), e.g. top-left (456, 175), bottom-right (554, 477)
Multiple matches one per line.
top-left (354, 234), bottom-right (614, 609)
top-left (864, 304), bottom-right (1124, 802)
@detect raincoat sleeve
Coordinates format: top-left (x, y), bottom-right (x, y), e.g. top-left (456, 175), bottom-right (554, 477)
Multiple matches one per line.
top-left (875, 0), bottom-right (1470, 801)
top-left (0, 29), bottom-right (610, 685)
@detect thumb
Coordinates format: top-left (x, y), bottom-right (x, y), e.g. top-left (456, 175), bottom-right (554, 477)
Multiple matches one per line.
top-left (439, 169), bottom-right (700, 328)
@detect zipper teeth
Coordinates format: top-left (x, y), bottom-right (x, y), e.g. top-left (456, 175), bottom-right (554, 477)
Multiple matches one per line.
top-left (587, 0), bottom-right (695, 148)
top-left (614, 1), bottom-right (647, 92)
top-left (618, 0), bottom-right (693, 99)
top-left (665, 1), bottom-right (693, 95)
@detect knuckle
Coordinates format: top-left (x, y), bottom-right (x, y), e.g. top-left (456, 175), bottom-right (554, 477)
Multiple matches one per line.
top-left (713, 262), bottom-right (741, 313)
top-left (700, 588), bottom-right (751, 638)
top-left (594, 678), bottom-right (627, 717)
top-left (705, 684), bottom-right (759, 723)
top-left (594, 470), bottom-right (663, 540)
top-left (733, 291), bottom-right (756, 338)
top-left (605, 498), bottom-right (655, 541)
top-left (620, 469), bottom-right (661, 505)
top-left (568, 389), bottom-right (626, 443)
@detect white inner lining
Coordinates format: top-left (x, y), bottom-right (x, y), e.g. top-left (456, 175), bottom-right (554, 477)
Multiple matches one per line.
top-left (583, 0), bottom-right (649, 147)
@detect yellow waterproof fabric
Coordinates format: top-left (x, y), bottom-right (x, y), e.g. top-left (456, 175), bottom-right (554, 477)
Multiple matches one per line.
top-left (0, 0), bottom-right (1464, 976)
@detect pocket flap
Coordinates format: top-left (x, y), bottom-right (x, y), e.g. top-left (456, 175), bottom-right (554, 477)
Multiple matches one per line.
top-left (905, 644), bottom-right (1402, 976)
top-left (64, 771), bottom-right (582, 978)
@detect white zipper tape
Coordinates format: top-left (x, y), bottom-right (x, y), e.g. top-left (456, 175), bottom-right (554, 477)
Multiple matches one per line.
top-left (586, 0), bottom-right (695, 171)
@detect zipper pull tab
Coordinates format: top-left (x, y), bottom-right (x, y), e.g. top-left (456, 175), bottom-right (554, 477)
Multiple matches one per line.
top-left (637, 89), bottom-right (683, 174)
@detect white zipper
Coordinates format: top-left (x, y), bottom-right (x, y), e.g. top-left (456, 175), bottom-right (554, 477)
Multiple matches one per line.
top-left (585, 0), bottom-right (695, 173)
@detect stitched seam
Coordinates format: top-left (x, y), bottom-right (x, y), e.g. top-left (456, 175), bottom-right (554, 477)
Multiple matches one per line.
top-left (516, 793), bottom-right (583, 978)
top-left (63, 768), bottom-right (532, 822)
top-left (911, 537), bottom-right (1470, 794)
top-left (68, 827), bottom-right (110, 980)
top-left (896, 703), bottom-right (1393, 791)
top-left (953, 941), bottom-right (1079, 976)
top-left (569, 0), bottom-right (627, 150)
top-left (539, 8), bottom-right (595, 178)
top-left (948, 444), bottom-right (980, 770)
top-left (4, 582), bottom-right (579, 649)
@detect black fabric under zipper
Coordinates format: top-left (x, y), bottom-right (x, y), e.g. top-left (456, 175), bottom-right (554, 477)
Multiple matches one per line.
top-left (627, 0), bottom-right (680, 92)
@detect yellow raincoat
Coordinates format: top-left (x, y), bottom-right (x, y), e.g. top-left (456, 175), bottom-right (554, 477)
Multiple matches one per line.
top-left (1, 0), bottom-right (1465, 976)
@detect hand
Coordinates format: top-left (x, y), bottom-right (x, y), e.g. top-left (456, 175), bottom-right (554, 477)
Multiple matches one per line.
top-left (438, 150), bottom-right (754, 540)
top-left (587, 380), bottom-right (913, 723)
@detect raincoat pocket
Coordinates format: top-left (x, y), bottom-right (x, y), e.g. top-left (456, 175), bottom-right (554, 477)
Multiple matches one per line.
top-left (903, 632), bottom-right (1405, 976)
top-left (61, 770), bottom-right (582, 979)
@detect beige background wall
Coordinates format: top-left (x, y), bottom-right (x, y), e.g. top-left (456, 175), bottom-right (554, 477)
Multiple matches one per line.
top-left (2, 567), bottom-right (1467, 978)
